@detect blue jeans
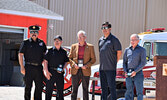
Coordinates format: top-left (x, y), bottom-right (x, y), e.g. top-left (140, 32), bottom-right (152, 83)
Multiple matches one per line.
top-left (100, 70), bottom-right (116, 100)
top-left (125, 71), bottom-right (144, 100)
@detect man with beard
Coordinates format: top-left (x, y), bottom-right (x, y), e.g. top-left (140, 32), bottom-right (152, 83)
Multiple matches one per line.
top-left (18, 25), bottom-right (47, 100)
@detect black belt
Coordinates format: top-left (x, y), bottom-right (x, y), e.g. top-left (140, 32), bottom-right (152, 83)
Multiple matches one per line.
top-left (26, 62), bottom-right (41, 66)
top-left (50, 67), bottom-right (57, 71)
top-left (49, 67), bottom-right (64, 73)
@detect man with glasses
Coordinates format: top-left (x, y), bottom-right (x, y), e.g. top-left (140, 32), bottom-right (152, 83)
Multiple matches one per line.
top-left (69, 30), bottom-right (96, 100)
top-left (18, 25), bottom-right (47, 100)
top-left (123, 34), bottom-right (146, 100)
top-left (99, 22), bottom-right (122, 100)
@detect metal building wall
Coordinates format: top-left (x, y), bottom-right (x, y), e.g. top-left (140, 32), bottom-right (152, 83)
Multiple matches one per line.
top-left (32, 0), bottom-right (49, 9)
top-left (46, 0), bottom-right (146, 46)
top-left (34, 0), bottom-right (167, 64)
top-left (146, 0), bottom-right (167, 30)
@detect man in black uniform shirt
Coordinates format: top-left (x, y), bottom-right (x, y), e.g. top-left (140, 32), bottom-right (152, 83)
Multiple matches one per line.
top-left (18, 25), bottom-right (47, 100)
top-left (43, 35), bottom-right (69, 100)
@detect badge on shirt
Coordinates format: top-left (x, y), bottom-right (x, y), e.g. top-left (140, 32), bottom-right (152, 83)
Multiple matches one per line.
top-left (78, 59), bottom-right (83, 67)
top-left (57, 64), bottom-right (63, 72)
top-left (39, 42), bottom-right (43, 46)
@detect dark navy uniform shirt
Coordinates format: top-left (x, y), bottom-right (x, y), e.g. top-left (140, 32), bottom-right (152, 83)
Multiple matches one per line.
top-left (99, 33), bottom-right (122, 70)
top-left (19, 38), bottom-right (47, 64)
top-left (123, 45), bottom-right (146, 73)
top-left (44, 47), bottom-right (69, 68)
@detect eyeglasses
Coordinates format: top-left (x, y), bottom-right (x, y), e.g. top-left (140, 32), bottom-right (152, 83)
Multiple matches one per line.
top-left (101, 26), bottom-right (109, 30)
top-left (79, 35), bottom-right (86, 38)
top-left (130, 39), bottom-right (138, 42)
top-left (30, 31), bottom-right (39, 34)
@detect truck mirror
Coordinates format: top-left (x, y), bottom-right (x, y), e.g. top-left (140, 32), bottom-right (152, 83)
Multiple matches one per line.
top-left (146, 56), bottom-right (150, 61)
top-left (150, 55), bottom-right (154, 61)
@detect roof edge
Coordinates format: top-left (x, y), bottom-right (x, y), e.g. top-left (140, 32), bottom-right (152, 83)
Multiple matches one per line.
top-left (0, 9), bottom-right (64, 21)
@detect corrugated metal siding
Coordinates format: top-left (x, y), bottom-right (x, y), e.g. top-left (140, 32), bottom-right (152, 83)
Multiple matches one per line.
top-left (146, 0), bottom-right (167, 30)
top-left (33, 0), bottom-right (49, 9)
top-left (34, 0), bottom-right (167, 64)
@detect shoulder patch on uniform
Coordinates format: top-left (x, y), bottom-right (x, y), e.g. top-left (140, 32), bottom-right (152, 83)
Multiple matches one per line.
top-left (24, 38), bottom-right (28, 41)
top-left (39, 42), bottom-right (43, 46)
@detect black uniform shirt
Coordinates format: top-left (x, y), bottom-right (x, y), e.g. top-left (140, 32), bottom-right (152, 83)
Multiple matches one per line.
top-left (99, 33), bottom-right (122, 71)
top-left (19, 38), bottom-right (47, 64)
top-left (44, 47), bottom-right (69, 68)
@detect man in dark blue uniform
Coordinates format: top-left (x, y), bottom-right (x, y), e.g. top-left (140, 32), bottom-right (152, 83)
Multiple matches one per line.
top-left (43, 35), bottom-right (69, 100)
top-left (18, 25), bottom-right (47, 100)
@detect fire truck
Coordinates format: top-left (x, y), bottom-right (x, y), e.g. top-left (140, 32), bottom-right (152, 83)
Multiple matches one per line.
top-left (90, 28), bottom-right (167, 98)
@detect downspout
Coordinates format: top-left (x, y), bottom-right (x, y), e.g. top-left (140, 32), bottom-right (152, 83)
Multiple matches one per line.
top-left (46, 0), bottom-right (50, 45)
top-left (144, 0), bottom-right (148, 32)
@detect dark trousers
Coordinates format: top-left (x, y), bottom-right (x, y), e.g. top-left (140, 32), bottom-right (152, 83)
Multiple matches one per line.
top-left (100, 70), bottom-right (116, 100)
top-left (45, 69), bottom-right (64, 100)
top-left (71, 69), bottom-right (90, 100)
top-left (24, 64), bottom-right (43, 100)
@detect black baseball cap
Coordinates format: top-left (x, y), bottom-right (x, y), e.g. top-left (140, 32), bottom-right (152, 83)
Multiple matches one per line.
top-left (102, 22), bottom-right (112, 28)
top-left (54, 35), bottom-right (62, 41)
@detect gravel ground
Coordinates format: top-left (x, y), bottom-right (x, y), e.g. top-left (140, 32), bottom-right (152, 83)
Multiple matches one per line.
top-left (0, 86), bottom-right (155, 100)
top-left (0, 86), bottom-right (100, 100)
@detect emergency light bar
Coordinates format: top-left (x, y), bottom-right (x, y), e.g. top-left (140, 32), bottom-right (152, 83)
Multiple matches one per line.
top-left (147, 28), bottom-right (165, 32)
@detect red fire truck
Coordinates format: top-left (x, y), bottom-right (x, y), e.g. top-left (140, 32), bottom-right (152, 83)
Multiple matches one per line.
top-left (90, 28), bottom-right (167, 98)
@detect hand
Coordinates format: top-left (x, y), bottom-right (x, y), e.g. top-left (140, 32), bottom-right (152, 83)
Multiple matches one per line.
top-left (57, 71), bottom-right (62, 73)
top-left (131, 71), bottom-right (136, 77)
top-left (46, 71), bottom-right (52, 80)
top-left (74, 64), bottom-right (79, 69)
top-left (125, 72), bottom-right (128, 78)
top-left (21, 67), bottom-right (25, 75)
top-left (81, 65), bottom-right (87, 70)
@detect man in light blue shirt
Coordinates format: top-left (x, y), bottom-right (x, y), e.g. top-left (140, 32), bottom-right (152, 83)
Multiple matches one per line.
top-left (123, 34), bottom-right (146, 100)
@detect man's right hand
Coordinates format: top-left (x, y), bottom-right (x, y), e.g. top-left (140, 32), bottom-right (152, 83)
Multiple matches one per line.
top-left (46, 71), bottom-right (52, 80)
top-left (21, 67), bottom-right (25, 75)
top-left (74, 64), bottom-right (79, 69)
top-left (125, 72), bottom-right (128, 78)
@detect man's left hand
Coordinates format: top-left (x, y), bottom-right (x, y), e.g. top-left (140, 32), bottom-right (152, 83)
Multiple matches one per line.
top-left (57, 71), bottom-right (62, 73)
top-left (81, 65), bottom-right (87, 69)
top-left (131, 71), bottom-right (136, 77)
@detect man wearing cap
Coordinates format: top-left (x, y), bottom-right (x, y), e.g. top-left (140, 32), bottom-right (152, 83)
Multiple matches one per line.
top-left (99, 22), bottom-right (122, 100)
top-left (18, 25), bottom-right (47, 100)
top-left (43, 35), bottom-right (69, 100)
top-left (69, 30), bottom-right (96, 100)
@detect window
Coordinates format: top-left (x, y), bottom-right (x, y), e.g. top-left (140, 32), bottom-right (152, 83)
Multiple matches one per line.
top-left (154, 42), bottom-right (167, 56)
top-left (143, 42), bottom-right (151, 60)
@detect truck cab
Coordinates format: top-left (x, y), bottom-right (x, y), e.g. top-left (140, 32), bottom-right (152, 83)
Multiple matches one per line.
top-left (90, 28), bottom-right (167, 98)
